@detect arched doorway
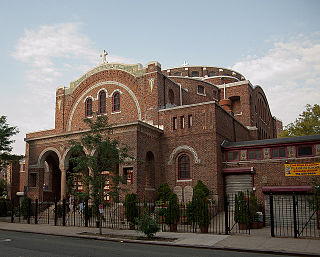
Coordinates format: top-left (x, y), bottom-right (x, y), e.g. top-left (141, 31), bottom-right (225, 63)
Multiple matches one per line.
top-left (65, 151), bottom-right (89, 199)
top-left (40, 151), bottom-right (61, 201)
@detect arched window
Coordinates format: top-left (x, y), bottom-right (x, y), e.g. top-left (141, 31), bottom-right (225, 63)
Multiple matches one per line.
top-left (178, 154), bottom-right (190, 179)
top-left (85, 98), bottom-right (92, 117)
top-left (99, 91), bottom-right (106, 114)
top-left (112, 92), bottom-right (120, 112)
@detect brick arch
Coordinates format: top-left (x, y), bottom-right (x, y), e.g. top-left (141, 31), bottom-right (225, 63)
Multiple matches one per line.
top-left (61, 146), bottom-right (90, 171)
top-left (96, 88), bottom-right (109, 99)
top-left (67, 81), bottom-right (142, 131)
top-left (37, 147), bottom-right (62, 169)
top-left (168, 145), bottom-right (200, 164)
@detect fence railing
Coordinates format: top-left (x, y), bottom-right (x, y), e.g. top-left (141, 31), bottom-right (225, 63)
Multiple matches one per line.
top-left (3, 192), bottom-right (318, 238)
top-left (267, 193), bottom-right (319, 238)
top-left (5, 194), bottom-right (251, 235)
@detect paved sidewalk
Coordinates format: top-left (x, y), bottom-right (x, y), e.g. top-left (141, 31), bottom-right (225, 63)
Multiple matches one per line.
top-left (0, 222), bottom-right (319, 256)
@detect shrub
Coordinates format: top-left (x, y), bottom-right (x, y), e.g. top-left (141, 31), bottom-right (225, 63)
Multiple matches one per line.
top-left (165, 193), bottom-right (180, 225)
top-left (18, 196), bottom-right (34, 219)
top-left (234, 192), bottom-right (249, 224)
top-left (0, 199), bottom-right (8, 217)
top-left (194, 180), bottom-right (209, 198)
top-left (136, 208), bottom-right (159, 239)
top-left (249, 191), bottom-right (259, 222)
top-left (124, 193), bottom-right (139, 227)
top-left (187, 181), bottom-right (210, 228)
top-left (193, 189), bottom-right (210, 227)
top-left (54, 204), bottom-right (63, 218)
top-left (157, 183), bottom-right (171, 203)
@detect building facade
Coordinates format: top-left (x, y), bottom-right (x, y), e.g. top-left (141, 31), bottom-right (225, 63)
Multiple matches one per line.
top-left (17, 56), bottom-right (319, 207)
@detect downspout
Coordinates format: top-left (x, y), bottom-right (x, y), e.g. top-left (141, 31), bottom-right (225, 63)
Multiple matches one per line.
top-left (233, 117), bottom-right (236, 141)
top-left (179, 83), bottom-right (182, 106)
top-left (63, 87), bottom-right (65, 131)
top-left (163, 76), bottom-right (166, 107)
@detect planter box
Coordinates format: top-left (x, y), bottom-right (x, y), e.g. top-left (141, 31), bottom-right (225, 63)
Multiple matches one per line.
top-left (200, 225), bottom-right (209, 233)
top-left (239, 223), bottom-right (248, 230)
top-left (251, 221), bottom-right (263, 229)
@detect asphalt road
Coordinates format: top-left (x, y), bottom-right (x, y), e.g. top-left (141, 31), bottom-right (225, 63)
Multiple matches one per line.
top-left (0, 230), bottom-right (293, 257)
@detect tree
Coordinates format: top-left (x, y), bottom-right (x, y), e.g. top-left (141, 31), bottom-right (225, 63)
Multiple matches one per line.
top-left (69, 115), bottom-right (130, 234)
top-left (0, 177), bottom-right (7, 198)
top-left (0, 116), bottom-right (21, 169)
top-left (280, 104), bottom-right (320, 137)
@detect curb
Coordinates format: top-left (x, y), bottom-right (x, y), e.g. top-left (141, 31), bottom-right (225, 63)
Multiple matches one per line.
top-left (0, 228), bottom-right (318, 257)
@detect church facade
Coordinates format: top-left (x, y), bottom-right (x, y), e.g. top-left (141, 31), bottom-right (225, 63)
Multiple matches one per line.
top-left (19, 55), bottom-right (290, 205)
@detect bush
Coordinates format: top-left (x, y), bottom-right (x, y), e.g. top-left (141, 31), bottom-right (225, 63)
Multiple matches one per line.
top-left (0, 200), bottom-right (8, 217)
top-left (136, 208), bottom-right (159, 239)
top-left (54, 204), bottom-right (63, 218)
top-left (187, 181), bottom-right (210, 228)
top-left (234, 192), bottom-right (249, 224)
top-left (193, 189), bottom-right (210, 227)
top-left (17, 197), bottom-right (34, 218)
top-left (194, 180), bottom-right (209, 198)
top-left (165, 193), bottom-right (180, 225)
top-left (249, 191), bottom-right (259, 222)
top-left (157, 183), bottom-right (171, 203)
top-left (124, 193), bottom-right (139, 227)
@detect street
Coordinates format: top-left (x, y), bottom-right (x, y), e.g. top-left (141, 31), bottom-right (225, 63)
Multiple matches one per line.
top-left (0, 230), bottom-right (294, 257)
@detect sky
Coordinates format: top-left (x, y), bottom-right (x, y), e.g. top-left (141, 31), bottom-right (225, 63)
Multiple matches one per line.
top-left (1, 0), bottom-right (319, 155)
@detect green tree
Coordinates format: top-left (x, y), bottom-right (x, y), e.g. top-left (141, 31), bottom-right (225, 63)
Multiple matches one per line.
top-left (124, 193), bottom-right (139, 229)
top-left (0, 116), bottom-right (22, 169)
top-left (0, 177), bottom-right (7, 198)
top-left (157, 182), bottom-right (171, 203)
top-left (280, 104), bottom-right (320, 137)
top-left (69, 115), bottom-right (130, 234)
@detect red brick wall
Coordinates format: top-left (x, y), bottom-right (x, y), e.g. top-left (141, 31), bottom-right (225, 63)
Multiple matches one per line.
top-left (223, 143), bottom-right (320, 203)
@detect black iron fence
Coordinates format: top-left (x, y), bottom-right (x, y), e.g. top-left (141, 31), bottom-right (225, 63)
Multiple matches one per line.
top-left (5, 194), bottom-right (252, 235)
top-left (3, 192), bottom-right (318, 238)
top-left (267, 193), bottom-right (319, 238)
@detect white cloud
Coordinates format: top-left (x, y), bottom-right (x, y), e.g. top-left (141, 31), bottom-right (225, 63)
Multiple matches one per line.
top-left (232, 34), bottom-right (320, 126)
top-left (10, 22), bottom-right (134, 154)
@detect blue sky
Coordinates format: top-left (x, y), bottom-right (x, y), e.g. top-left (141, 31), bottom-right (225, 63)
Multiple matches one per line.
top-left (1, 0), bottom-right (319, 154)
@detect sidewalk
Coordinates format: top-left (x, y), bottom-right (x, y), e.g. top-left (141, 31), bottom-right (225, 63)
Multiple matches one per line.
top-left (0, 222), bottom-right (319, 256)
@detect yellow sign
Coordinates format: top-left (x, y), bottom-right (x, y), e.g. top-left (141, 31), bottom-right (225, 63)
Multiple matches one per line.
top-left (285, 163), bottom-right (320, 176)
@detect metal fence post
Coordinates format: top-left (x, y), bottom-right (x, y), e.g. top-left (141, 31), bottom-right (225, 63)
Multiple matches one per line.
top-left (247, 190), bottom-right (250, 235)
top-left (270, 193), bottom-right (275, 237)
top-left (54, 197), bottom-right (58, 226)
top-left (27, 198), bottom-right (31, 224)
top-left (224, 195), bottom-right (229, 235)
top-left (73, 199), bottom-right (76, 226)
top-left (85, 199), bottom-right (88, 227)
top-left (292, 193), bottom-right (298, 238)
top-left (35, 199), bottom-right (38, 224)
top-left (62, 198), bottom-right (66, 226)
top-left (11, 198), bottom-right (14, 223)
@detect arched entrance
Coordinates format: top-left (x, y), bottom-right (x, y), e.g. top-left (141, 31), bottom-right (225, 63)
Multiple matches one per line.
top-left (39, 150), bottom-right (61, 201)
top-left (65, 150), bottom-right (89, 198)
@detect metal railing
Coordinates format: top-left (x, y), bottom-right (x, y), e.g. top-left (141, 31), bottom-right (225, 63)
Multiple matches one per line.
top-left (6, 194), bottom-right (252, 235)
top-left (267, 193), bottom-right (319, 238)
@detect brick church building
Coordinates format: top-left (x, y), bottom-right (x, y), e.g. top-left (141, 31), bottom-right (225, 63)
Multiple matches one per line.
top-left (16, 52), bottom-right (320, 206)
